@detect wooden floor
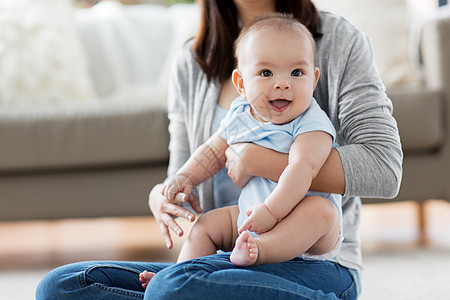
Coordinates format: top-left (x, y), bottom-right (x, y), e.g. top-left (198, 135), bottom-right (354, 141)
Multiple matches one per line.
top-left (0, 200), bottom-right (449, 270)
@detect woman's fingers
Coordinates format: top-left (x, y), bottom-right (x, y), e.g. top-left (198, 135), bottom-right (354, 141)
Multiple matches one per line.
top-left (161, 184), bottom-right (167, 197)
top-left (164, 202), bottom-right (194, 221)
top-left (171, 192), bottom-right (202, 217)
top-left (157, 218), bottom-right (173, 249)
top-left (225, 144), bottom-right (254, 188)
top-left (157, 203), bottom-right (196, 248)
top-left (187, 194), bottom-right (203, 215)
top-left (157, 211), bottom-right (185, 249)
top-left (161, 211), bottom-right (184, 236)
top-left (149, 183), bottom-right (201, 249)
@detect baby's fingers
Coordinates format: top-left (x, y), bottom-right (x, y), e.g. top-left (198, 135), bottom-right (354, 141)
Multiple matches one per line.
top-left (239, 219), bottom-right (252, 234)
top-left (161, 183), bottom-right (168, 197)
top-left (246, 207), bottom-right (254, 217)
top-left (165, 186), bottom-right (179, 202)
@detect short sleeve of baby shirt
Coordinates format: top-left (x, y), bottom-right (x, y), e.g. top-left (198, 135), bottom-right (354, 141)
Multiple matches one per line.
top-left (291, 98), bottom-right (336, 142)
top-left (217, 96), bottom-right (248, 141)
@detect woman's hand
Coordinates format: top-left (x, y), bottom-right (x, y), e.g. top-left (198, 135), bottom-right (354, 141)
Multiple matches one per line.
top-left (225, 143), bottom-right (255, 188)
top-left (148, 183), bottom-right (202, 249)
top-left (226, 143), bottom-right (288, 187)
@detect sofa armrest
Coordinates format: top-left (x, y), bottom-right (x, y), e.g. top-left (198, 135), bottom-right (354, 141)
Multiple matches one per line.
top-left (389, 89), bottom-right (445, 154)
top-left (421, 12), bottom-right (450, 141)
top-left (421, 12), bottom-right (450, 94)
top-left (418, 12), bottom-right (450, 201)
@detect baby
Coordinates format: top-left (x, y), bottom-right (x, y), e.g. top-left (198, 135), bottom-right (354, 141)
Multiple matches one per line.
top-left (140, 13), bottom-right (342, 288)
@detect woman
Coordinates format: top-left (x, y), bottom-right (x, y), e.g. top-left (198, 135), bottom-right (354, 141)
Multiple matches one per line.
top-left (37, 0), bottom-right (402, 299)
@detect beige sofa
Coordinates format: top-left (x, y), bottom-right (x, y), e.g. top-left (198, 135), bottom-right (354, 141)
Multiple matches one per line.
top-left (361, 13), bottom-right (450, 239)
top-left (0, 2), bottom-right (198, 220)
top-left (362, 14), bottom-right (450, 203)
top-left (0, 3), bottom-right (448, 221)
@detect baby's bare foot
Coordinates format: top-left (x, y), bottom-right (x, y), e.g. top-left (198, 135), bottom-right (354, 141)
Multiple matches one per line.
top-left (230, 231), bottom-right (259, 267)
top-left (139, 270), bottom-right (156, 289)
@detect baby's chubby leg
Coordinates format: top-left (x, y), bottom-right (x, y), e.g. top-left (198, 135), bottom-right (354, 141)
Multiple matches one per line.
top-left (298, 196), bottom-right (341, 257)
top-left (139, 205), bottom-right (240, 289)
top-left (240, 196), bottom-right (340, 266)
top-left (177, 205), bottom-right (240, 262)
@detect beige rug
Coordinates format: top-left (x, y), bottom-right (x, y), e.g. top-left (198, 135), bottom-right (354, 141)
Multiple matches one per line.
top-left (360, 248), bottom-right (450, 299)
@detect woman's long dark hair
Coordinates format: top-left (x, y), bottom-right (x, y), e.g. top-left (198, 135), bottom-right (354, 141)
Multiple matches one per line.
top-left (192, 0), bottom-right (321, 83)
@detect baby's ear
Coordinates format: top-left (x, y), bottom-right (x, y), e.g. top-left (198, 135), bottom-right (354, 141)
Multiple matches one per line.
top-left (313, 67), bottom-right (320, 89)
top-left (232, 69), bottom-right (246, 97)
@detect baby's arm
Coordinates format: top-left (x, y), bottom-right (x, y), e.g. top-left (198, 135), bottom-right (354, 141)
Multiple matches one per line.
top-left (239, 131), bottom-right (333, 234)
top-left (163, 132), bottom-right (229, 201)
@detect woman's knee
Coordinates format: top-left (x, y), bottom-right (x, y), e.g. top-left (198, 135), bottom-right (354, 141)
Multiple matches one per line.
top-left (36, 261), bottom-right (123, 299)
top-left (145, 260), bottom-right (201, 299)
top-left (36, 269), bottom-right (55, 299)
top-left (36, 261), bottom-right (150, 299)
top-left (145, 264), bottom-right (181, 299)
top-left (36, 263), bottom-right (78, 299)
top-left (145, 254), bottom-right (233, 299)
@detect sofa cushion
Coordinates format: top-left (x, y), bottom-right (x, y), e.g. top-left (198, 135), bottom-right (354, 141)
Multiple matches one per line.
top-left (76, 2), bottom-right (200, 100)
top-left (0, 99), bottom-right (169, 173)
top-left (389, 88), bottom-right (446, 154)
top-left (315, 0), bottom-right (422, 88)
top-left (76, 2), bottom-right (172, 99)
top-left (0, 0), bottom-right (95, 105)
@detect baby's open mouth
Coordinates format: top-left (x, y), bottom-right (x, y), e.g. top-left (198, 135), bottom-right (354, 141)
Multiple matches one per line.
top-left (269, 99), bottom-right (291, 112)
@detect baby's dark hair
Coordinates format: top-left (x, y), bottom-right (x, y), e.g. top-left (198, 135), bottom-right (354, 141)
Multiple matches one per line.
top-left (234, 13), bottom-right (316, 64)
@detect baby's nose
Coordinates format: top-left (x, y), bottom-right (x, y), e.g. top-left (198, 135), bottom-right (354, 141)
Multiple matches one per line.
top-left (274, 80), bottom-right (290, 90)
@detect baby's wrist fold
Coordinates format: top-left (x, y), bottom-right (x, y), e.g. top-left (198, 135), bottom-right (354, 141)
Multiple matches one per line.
top-left (263, 203), bottom-right (280, 221)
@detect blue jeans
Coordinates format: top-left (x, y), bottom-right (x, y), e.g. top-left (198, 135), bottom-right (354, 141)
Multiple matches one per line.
top-left (36, 253), bottom-right (357, 299)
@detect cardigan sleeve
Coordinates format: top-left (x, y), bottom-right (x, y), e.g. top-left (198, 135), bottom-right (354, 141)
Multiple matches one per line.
top-left (333, 30), bottom-right (403, 199)
top-left (166, 47), bottom-right (192, 178)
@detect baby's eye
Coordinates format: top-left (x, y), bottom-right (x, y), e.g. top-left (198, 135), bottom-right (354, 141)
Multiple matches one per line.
top-left (291, 69), bottom-right (303, 77)
top-left (260, 70), bottom-right (273, 77)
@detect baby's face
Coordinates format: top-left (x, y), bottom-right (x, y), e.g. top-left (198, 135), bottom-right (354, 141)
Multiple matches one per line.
top-left (236, 28), bottom-right (319, 124)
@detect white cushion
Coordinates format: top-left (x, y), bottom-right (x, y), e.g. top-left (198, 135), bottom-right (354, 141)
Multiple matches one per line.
top-left (0, 0), bottom-right (95, 105)
top-left (315, 0), bottom-right (423, 88)
top-left (76, 2), bottom-right (200, 105)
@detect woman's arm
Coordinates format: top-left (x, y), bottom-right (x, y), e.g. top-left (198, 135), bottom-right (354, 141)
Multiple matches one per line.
top-left (310, 149), bottom-right (345, 195)
top-left (226, 143), bottom-right (345, 195)
top-left (225, 143), bottom-right (286, 188)
top-left (331, 32), bottom-right (403, 199)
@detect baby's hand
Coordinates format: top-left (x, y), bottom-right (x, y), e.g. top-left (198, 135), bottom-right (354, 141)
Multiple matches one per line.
top-left (238, 203), bottom-right (278, 235)
top-left (162, 174), bottom-right (194, 202)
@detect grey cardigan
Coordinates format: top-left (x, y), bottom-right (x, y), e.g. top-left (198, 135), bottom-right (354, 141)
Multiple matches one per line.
top-left (166, 12), bottom-right (403, 272)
